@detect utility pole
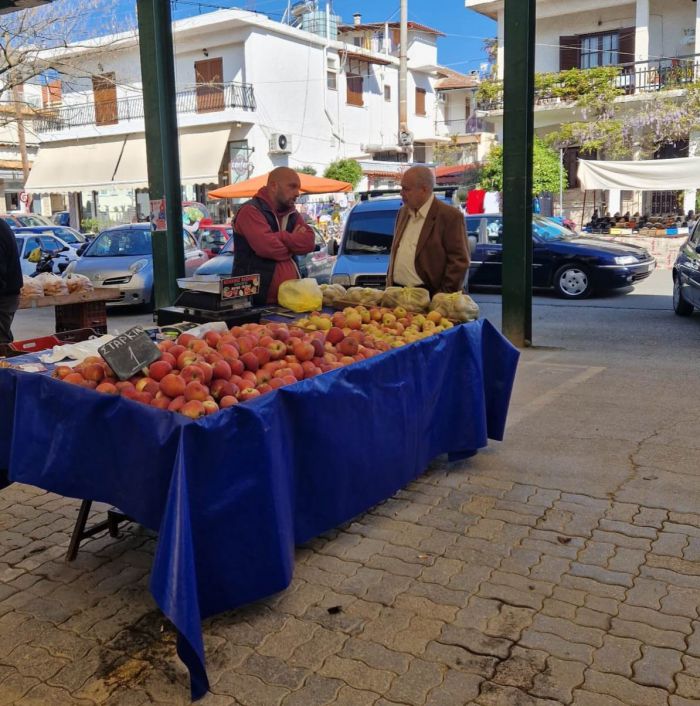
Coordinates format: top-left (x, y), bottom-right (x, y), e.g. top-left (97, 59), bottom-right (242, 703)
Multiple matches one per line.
top-left (501, 0), bottom-right (535, 347)
top-left (11, 82), bottom-right (31, 211)
top-left (398, 0), bottom-right (412, 161)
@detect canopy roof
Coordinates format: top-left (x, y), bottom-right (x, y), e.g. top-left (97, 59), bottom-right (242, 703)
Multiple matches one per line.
top-left (209, 172), bottom-right (352, 199)
top-left (578, 157), bottom-right (700, 191)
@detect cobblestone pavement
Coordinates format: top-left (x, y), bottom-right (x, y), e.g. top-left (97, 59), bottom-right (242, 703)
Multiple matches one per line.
top-left (3, 292), bottom-right (700, 705)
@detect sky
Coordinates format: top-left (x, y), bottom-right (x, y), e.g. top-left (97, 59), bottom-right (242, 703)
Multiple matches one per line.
top-left (160, 0), bottom-right (499, 76)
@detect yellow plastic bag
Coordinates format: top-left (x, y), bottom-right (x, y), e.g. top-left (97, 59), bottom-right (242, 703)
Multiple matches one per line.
top-left (278, 278), bottom-right (323, 313)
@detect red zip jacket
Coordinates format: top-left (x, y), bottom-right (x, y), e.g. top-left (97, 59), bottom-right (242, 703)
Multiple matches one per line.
top-left (234, 186), bottom-right (315, 304)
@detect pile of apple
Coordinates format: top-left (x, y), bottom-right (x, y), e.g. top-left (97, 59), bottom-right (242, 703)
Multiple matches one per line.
top-left (296, 305), bottom-right (454, 347)
top-left (50, 307), bottom-right (456, 418)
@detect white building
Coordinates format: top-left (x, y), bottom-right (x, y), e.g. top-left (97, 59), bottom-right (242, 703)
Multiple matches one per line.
top-left (21, 7), bottom-right (467, 225)
top-left (467, 0), bottom-right (700, 219)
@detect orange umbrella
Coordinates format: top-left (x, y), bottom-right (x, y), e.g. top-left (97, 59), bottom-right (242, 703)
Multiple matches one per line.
top-left (209, 171), bottom-right (352, 199)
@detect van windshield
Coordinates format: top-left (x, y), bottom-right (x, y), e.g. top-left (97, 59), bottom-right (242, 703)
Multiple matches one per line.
top-left (344, 211), bottom-right (396, 254)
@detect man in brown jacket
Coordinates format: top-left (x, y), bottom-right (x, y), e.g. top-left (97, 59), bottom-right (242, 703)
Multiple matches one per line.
top-left (387, 166), bottom-right (469, 295)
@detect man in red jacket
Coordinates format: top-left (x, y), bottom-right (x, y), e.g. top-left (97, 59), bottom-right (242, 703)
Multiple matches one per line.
top-left (233, 168), bottom-right (315, 305)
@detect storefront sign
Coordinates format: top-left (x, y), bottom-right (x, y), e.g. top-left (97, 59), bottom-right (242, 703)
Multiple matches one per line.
top-left (98, 326), bottom-right (161, 380)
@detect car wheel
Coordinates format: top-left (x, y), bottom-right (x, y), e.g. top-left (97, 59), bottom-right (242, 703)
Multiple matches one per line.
top-left (554, 264), bottom-right (592, 299)
top-left (673, 275), bottom-right (694, 316)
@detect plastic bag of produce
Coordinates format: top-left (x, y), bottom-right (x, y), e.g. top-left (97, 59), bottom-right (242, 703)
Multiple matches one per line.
top-left (64, 273), bottom-right (94, 294)
top-left (320, 282), bottom-right (347, 307)
top-left (34, 272), bottom-right (69, 297)
top-left (380, 287), bottom-right (403, 308)
top-left (20, 276), bottom-right (43, 298)
top-left (345, 287), bottom-right (383, 306)
top-left (278, 278), bottom-right (323, 313)
top-left (429, 292), bottom-right (480, 322)
top-left (397, 287), bottom-right (430, 313)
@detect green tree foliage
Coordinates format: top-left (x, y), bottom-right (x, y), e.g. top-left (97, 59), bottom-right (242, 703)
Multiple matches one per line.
top-left (481, 137), bottom-right (566, 195)
top-left (323, 159), bottom-right (363, 188)
top-left (298, 165), bottom-right (317, 175)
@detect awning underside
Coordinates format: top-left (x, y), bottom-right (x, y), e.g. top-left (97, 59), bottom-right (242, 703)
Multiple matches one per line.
top-left (578, 157), bottom-right (700, 191)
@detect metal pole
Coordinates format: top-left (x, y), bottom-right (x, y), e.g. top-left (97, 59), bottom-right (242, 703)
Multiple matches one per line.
top-left (501, 0), bottom-right (535, 347)
top-left (559, 147), bottom-right (564, 217)
top-left (398, 0), bottom-right (409, 156)
top-left (136, 0), bottom-right (185, 309)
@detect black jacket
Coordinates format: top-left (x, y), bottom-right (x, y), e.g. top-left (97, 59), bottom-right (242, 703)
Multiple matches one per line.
top-left (0, 219), bottom-right (22, 296)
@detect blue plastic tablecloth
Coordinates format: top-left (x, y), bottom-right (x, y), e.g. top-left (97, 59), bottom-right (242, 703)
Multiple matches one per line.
top-left (0, 319), bottom-right (518, 700)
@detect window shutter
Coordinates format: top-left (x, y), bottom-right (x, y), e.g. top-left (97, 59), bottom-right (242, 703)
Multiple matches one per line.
top-left (195, 58), bottom-right (224, 112)
top-left (415, 87), bottom-right (426, 115)
top-left (346, 74), bottom-right (363, 106)
top-left (618, 27), bottom-right (635, 66)
top-left (559, 35), bottom-right (581, 70)
top-left (92, 73), bottom-right (118, 126)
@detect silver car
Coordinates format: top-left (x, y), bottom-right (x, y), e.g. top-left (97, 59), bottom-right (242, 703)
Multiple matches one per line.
top-left (64, 224), bottom-right (208, 306)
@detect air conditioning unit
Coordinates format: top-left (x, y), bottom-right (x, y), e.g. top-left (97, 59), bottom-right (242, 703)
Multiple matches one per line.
top-left (269, 133), bottom-right (292, 154)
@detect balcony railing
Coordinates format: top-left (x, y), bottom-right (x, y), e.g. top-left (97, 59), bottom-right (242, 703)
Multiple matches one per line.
top-left (435, 115), bottom-right (487, 137)
top-left (34, 81), bottom-right (256, 133)
top-left (476, 54), bottom-right (700, 112)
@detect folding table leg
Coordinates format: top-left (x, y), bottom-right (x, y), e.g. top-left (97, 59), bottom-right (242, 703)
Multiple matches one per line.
top-left (66, 499), bottom-right (93, 561)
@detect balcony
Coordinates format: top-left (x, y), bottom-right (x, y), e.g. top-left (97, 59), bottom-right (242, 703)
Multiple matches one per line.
top-left (33, 81), bottom-right (256, 133)
top-left (435, 115), bottom-right (488, 137)
top-left (476, 54), bottom-right (700, 112)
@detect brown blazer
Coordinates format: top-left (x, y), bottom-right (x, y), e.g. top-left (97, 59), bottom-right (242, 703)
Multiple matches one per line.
top-left (387, 197), bottom-right (469, 294)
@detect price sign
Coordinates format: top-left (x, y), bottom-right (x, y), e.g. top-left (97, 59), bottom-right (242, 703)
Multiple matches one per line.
top-left (220, 274), bottom-right (260, 302)
top-left (98, 326), bottom-right (161, 380)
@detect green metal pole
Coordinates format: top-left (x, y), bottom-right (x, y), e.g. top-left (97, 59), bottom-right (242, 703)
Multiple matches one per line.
top-left (136, 0), bottom-right (184, 309)
top-left (501, 0), bottom-right (535, 347)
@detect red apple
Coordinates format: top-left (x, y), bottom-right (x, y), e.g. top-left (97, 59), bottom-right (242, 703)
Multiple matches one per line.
top-left (148, 360), bottom-right (173, 382)
top-left (219, 395), bottom-right (239, 408)
top-left (177, 350), bottom-right (197, 370)
top-left (210, 378), bottom-right (236, 401)
top-left (168, 395), bottom-right (186, 412)
top-left (212, 360), bottom-right (232, 380)
top-left (202, 399), bottom-right (219, 415)
top-left (181, 364), bottom-right (206, 384)
top-left (159, 373), bottom-right (186, 398)
top-left (267, 340), bottom-right (287, 360)
top-left (229, 358), bottom-right (245, 376)
top-left (241, 352), bottom-right (259, 372)
top-left (180, 399), bottom-right (206, 419)
top-left (184, 380), bottom-right (210, 402)
top-left (238, 387), bottom-right (261, 401)
top-left (204, 330), bottom-right (221, 348)
top-left (177, 333), bottom-right (197, 347)
top-left (96, 381), bottom-right (118, 394)
top-left (292, 340), bottom-right (315, 362)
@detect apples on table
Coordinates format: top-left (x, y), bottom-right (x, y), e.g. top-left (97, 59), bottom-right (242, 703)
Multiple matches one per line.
top-left (50, 307), bottom-right (456, 417)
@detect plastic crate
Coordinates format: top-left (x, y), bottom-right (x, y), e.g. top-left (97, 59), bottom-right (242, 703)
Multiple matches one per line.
top-left (55, 327), bottom-right (100, 344)
top-left (54, 301), bottom-right (108, 334)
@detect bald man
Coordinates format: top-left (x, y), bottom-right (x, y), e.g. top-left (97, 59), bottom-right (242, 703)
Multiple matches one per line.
top-left (387, 166), bottom-right (469, 296)
top-left (233, 167), bottom-right (315, 305)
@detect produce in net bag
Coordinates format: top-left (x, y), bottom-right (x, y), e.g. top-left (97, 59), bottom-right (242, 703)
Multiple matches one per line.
top-left (34, 272), bottom-right (69, 296)
top-left (64, 273), bottom-right (94, 294)
top-left (20, 276), bottom-right (44, 298)
top-left (380, 287), bottom-right (403, 308)
top-left (345, 287), bottom-right (383, 306)
top-left (319, 282), bottom-right (347, 307)
top-left (397, 287), bottom-right (430, 313)
top-left (278, 278), bottom-right (323, 313)
top-left (429, 292), bottom-right (480, 322)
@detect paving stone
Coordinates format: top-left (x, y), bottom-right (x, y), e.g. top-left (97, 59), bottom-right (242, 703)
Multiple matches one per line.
top-left (633, 508), bottom-right (667, 529)
top-left (632, 645), bottom-right (683, 691)
top-left (529, 556), bottom-right (571, 584)
top-left (319, 655), bottom-right (395, 693)
top-left (384, 658), bottom-right (443, 706)
top-left (533, 614), bottom-right (605, 647)
top-left (650, 532), bottom-right (689, 558)
top-left (552, 586), bottom-right (586, 607)
top-left (583, 670), bottom-right (667, 706)
top-left (625, 577), bottom-right (668, 610)
top-left (569, 563), bottom-right (635, 588)
top-left (599, 519), bottom-right (657, 540)
top-left (683, 537), bottom-right (700, 562)
top-left (571, 689), bottom-right (627, 706)
top-left (605, 502), bottom-right (638, 523)
top-left (518, 629), bottom-right (594, 664)
top-left (676, 673), bottom-right (700, 700)
top-left (422, 642), bottom-right (497, 678)
top-left (441, 620), bottom-right (518, 660)
top-left (340, 637), bottom-right (411, 675)
top-left (215, 671), bottom-right (290, 706)
top-left (561, 575), bottom-right (627, 601)
top-left (15, 683), bottom-right (90, 705)
top-left (281, 674), bottom-right (344, 706)
top-left (574, 607), bottom-right (611, 631)
top-left (670, 696), bottom-right (700, 706)
top-left (647, 553), bottom-right (700, 577)
top-left (3, 643), bottom-right (67, 681)
top-left (641, 565), bottom-right (700, 591)
top-left (683, 620), bottom-right (700, 657)
top-left (392, 594), bottom-right (458, 623)
top-left (492, 645), bottom-right (548, 690)
top-left (664, 522), bottom-right (700, 539)
top-left (419, 558), bottom-right (464, 586)
top-left (659, 586), bottom-right (700, 620)
top-left (390, 615), bottom-right (445, 655)
top-left (257, 617), bottom-right (317, 660)
top-left (407, 581), bottom-right (469, 609)
top-left (531, 656), bottom-right (585, 704)
top-left (591, 530), bottom-right (652, 551)
top-left (617, 603), bottom-right (692, 634)
top-left (418, 529), bottom-right (460, 555)
top-left (485, 604), bottom-right (535, 641)
top-left (446, 564), bottom-right (492, 594)
top-left (241, 653), bottom-right (308, 689)
top-left (475, 682), bottom-right (561, 706)
top-left (286, 626), bottom-right (346, 670)
top-left (332, 685), bottom-right (381, 705)
top-left (363, 573), bottom-right (413, 606)
top-left (308, 552), bottom-right (363, 577)
top-left (0, 671), bottom-right (41, 705)
top-left (443, 537), bottom-right (502, 568)
top-left (578, 541), bottom-right (616, 567)
top-left (359, 607), bottom-right (412, 650)
top-left (607, 547), bottom-right (646, 574)
top-left (296, 563), bottom-right (347, 591)
top-left (379, 545), bottom-right (436, 569)
top-left (467, 518), bottom-right (506, 540)
top-left (610, 617), bottom-right (687, 650)
top-left (366, 555), bottom-right (424, 579)
top-left (424, 669), bottom-right (482, 706)
top-left (541, 598), bottom-right (577, 620)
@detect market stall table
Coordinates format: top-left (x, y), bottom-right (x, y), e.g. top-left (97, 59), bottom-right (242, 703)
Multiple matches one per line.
top-left (18, 287), bottom-right (121, 334)
top-left (0, 319), bottom-right (519, 700)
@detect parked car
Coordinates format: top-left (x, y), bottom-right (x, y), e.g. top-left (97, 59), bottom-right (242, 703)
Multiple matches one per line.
top-left (197, 224), bottom-right (232, 258)
top-left (63, 224), bottom-right (208, 306)
top-left (14, 225), bottom-right (90, 254)
top-left (14, 231), bottom-right (79, 276)
top-left (51, 211), bottom-right (71, 227)
top-left (328, 197), bottom-right (656, 298)
top-left (1, 213), bottom-right (54, 228)
top-left (672, 220), bottom-right (700, 316)
top-left (195, 225), bottom-right (335, 283)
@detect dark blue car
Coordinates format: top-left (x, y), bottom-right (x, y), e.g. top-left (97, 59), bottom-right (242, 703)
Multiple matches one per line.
top-left (673, 221), bottom-right (700, 315)
top-left (329, 196), bottom-right (656, 299)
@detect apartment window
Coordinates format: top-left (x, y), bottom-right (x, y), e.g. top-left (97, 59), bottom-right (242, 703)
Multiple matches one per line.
top-left (195, 57), bottom-right (224, 113)
top-left (347, 73), bottom-right (364, 106)
top-left (415, 87), bottom-right (426, 116)
top-left (91, 73), bottom-right (117, 126)
top-left (353, 36), bottom-right (362, 47)
top-left (327, 71), bottom-right (337, 90)
top-left (384, 84), bottom-right (391, 101)
top-left (42, 79), bottom-right (62, 108)
top-left (560, 28), bottom-right (634, 71)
